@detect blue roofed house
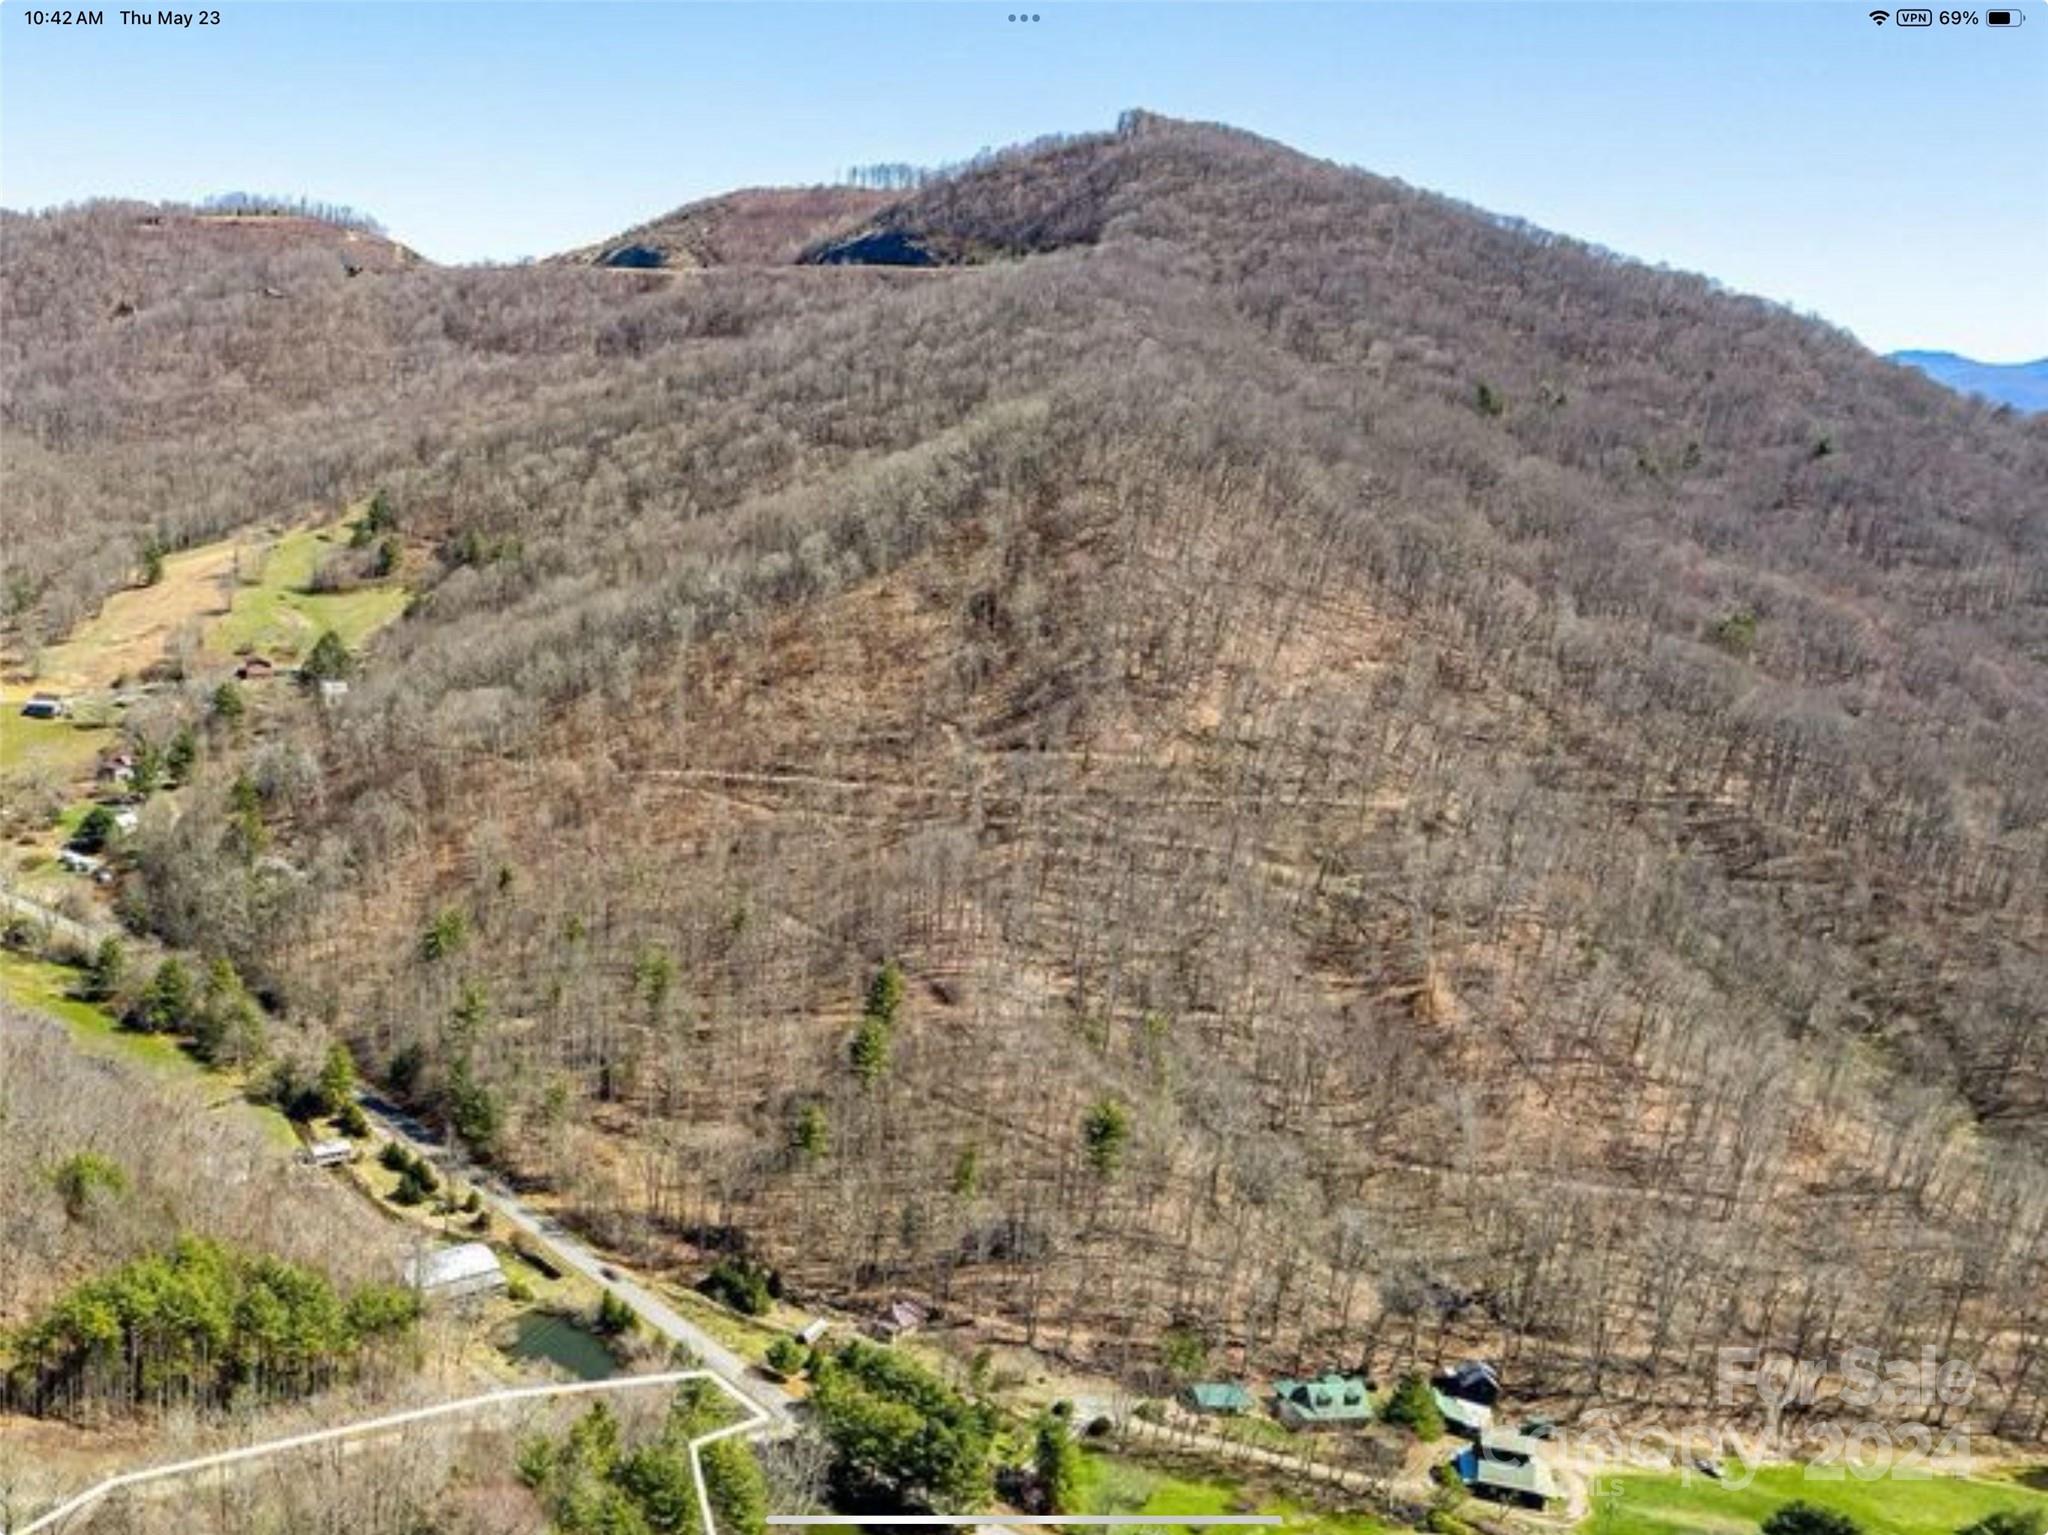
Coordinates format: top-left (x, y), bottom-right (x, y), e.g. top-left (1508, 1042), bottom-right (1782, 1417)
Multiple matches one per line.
top-left (1452, 1428), bottom-right (1562, 1511)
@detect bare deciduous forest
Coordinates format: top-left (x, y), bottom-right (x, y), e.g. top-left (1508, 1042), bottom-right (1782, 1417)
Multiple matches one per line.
top-left (6, 113), bottom-right (2047, 1437)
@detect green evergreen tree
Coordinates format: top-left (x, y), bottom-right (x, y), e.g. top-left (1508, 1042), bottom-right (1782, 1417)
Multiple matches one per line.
top-left (70, 804), bottom-right (118, 853)
top-left (130, 957), bottom-right (196, 1036)
top-left (138, 534), bottom-right (167, 587)
top-left (1032, 1409), bottom-right (1081, 1513)
top-left (165, 724), bottom-right (198, 781)
top-left (82, 936), bottom-right (127, 1002)
top-left (319, 1041), bottom-right (358, 1116)
top-left (951, 1144), bottom-right (981, 1198)
top-left (702, 1437), bottom-right (768, 1535)
top-left (1382, 1373), bottom-right (1445, 1441)
top-left (130, 739), bottom-right (163, 796)
top-left (229, 771), bottom-right (267, 857)
top-left (811, 1339), bottom-right (994, 1510)
top-left (302, 628), bottom-right (352, 681)
top-left (446, 1059), bottom-right (503, 1158)
top-left (765, 1335), bottom-right (808, 1379)
top-left (1082, 1099), bottom-right (1130, 1180)
top-left (792, 1102), bottom-right (828, 1162)
top-left (865, 960), bottom-right (905, 1026)
top-left (850, 1014), bottom-right (891, 1087)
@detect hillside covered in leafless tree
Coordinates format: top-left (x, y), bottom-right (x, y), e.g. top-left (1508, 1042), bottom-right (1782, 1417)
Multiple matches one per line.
top-left (6, 112), bottom-right (2047, 1437)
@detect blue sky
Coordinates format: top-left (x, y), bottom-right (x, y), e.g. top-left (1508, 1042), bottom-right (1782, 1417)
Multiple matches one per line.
top-left (3, 2), bottom-right (2042, 359)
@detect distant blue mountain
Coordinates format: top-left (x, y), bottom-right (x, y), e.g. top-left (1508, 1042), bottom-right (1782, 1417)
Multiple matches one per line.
top-left (1888, 350), bottom-right (2048, 413)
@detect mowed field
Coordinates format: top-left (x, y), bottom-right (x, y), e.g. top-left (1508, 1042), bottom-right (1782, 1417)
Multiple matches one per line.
top-left (209, 519), bottom-right (409, 660)
top-left (1581, 1463), bottom-right (2048, 1535)
top-left (1074, 1449), bottom-right (1387, 1535)
top-left (22, 513), bottom-right (404, 698)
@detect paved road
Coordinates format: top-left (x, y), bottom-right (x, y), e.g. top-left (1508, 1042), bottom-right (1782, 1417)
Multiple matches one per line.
top-left (0, 876), bottom-right (794, 1436)
top-left (356, 1094), bottom-right (794, 1432)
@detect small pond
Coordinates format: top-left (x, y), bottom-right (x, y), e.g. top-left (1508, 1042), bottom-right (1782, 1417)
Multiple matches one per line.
top-left (505, 1310), bottom-right (618, 1381)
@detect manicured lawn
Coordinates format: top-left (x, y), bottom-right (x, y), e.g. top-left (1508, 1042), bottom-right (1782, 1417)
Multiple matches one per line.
top-left (1076, 1448), bottom-right (1385, 1535)
top-left (1582, 1463), bottom-right (2048, 1535)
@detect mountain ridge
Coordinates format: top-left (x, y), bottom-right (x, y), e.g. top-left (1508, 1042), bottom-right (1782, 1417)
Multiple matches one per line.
top-left (1888, 348), bottom-right (2048, 412)
top-left (6, 113), bottom-right (2047, 1431)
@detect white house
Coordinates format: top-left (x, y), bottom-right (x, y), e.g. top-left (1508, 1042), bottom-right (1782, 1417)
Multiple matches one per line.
top-left (302, 1138), bottom-right (356, 1168)
top-left (405, 1242), bottom-right (507, 1300)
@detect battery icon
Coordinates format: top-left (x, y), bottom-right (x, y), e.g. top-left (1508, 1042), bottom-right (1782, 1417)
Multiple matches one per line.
top-left (1986, 7), bottom-right (2022, 21)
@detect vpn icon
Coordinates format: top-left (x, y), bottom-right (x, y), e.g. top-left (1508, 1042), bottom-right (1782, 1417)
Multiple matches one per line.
top-left (1869, 7), bottom-right (1890, 19)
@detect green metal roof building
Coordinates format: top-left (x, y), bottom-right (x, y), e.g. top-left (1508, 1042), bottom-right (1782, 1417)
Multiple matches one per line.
top-left (1273, 1373), bottom-right (1373, 1429)
top-left (1183, 1382), bottom-right (1254, 1414)
top-left (1433, 1388), bottom-right (1495, 1437)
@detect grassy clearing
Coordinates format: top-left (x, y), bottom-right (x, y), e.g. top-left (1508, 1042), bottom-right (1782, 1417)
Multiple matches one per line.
top-left (0, 947), bottom-right (187, 1073)
top-left (0, 707), bottom-right (112, 779)
top-left (1075, 1448), bottom-right (1386, 1535)
top-left (212, 520), bottom-right (408, 662)
top-left (1581, 1462), bottom-right (2048, 1535)
top-left (30, 541), bottom-right (241, 693)
top-left (0, 947), bottom-right (301, 1148)
top-left (14, 514), bottom-right (407, 711)
top-left (658, 1284), bottom-right (792, 1364)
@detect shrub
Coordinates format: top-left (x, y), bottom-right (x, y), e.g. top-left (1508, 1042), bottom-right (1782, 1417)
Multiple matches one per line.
top-left (701, 1255), bottom-right (777, 1317)
top-left (1761, 1505), bottom-right (1864, 1535)
top-left (595, 1290), bottom-right (638, 1337)
top-left (69, 805), bottom-right (118, 854)
top-left (765, 1335), bottom-right (808, 1379)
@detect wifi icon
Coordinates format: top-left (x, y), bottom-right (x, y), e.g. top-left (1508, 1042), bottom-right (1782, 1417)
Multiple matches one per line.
top-left (1870, 8), bottom-right (1890, 20)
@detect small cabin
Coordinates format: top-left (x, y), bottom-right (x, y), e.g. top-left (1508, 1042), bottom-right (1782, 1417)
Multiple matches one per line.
top-left (798, 1318), bottom-right (831, 1347)
top-left (302, 1138), bottom-right (356, 1168)
top-left (1183, 1382), bottom-right (1253, 1416)
top-left (869, 1298), bottom-right (929, 1340)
